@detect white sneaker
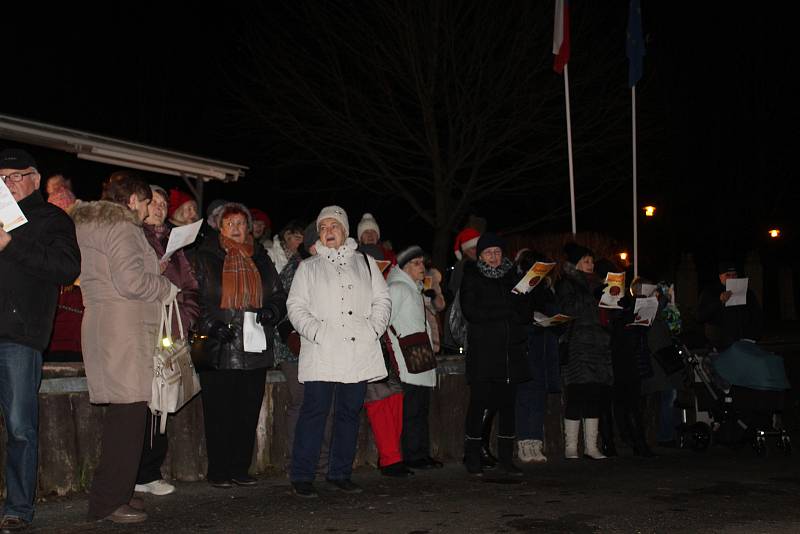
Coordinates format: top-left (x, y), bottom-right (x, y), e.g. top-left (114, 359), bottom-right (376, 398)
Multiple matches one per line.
top-left (530, 440), bottom-right (548, 463)
top-left (135, 479), bottom-right (176, 496)
top-left (517, 439), bottom-right (536, 463)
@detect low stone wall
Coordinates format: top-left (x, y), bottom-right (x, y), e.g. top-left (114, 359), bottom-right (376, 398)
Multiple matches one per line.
top-left (0, 357), bottom-right (573, 498)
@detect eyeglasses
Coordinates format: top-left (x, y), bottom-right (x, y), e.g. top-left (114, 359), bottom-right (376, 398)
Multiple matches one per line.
top-left (222, 220), bottom-right (246, 229)
top-left (0, 172), bottom-right (36, 184)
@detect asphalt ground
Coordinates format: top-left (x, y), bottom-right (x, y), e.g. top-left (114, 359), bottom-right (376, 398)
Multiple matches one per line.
top-left (26, 440), bottom-right (800, 534)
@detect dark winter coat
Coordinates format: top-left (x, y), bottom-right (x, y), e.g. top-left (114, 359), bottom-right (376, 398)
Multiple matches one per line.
top-left (555, 263), bottom-right (613, 386)
top-left (460, 260), bottom-right (532, 384)
top-left (0, 191), bottom-right (80, 352)
top-left (697, 282), bottom-right (763, 351)
top-left (192, 235), bottom-right (287, 370)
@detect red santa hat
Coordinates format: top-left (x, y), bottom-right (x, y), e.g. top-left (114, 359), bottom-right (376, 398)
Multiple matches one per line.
top-left (453, 227), bottom-right (481, 260)
top-left (168, 188), bottom-right (195, 218)
top-left (249, 208), bottom-right (271, 228)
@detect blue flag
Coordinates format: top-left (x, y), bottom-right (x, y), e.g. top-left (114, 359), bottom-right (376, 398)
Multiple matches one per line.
top-left (627, 0), bottom-right (645, 87)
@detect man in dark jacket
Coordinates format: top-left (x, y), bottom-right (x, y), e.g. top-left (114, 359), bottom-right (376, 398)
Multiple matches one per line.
top-left (697, 261), bottom-right (763, 351)
top-left (0, 149), bottom-right (81, 531)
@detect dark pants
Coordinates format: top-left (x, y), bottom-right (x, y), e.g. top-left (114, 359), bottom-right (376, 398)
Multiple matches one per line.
top-left (516, 330), bottom-right (560, 440)
top-left (88, 402), bottom-right (148, 519)
top-left (279, 361), bottom-right (332, 473)
top-left (0, 343), bottom-right (42, 523)
top-left (136, 414), bottom-right (168, 484)
top-left (401, 384), bottom-right (432, 462)
top-left (199, 368), bottom-right (267, 481)
top-left (564, 383), bottom-right (611, 420)
top-left (290, 381), bottom-right (367, 482)
top-left (465, 382), bottom-right (516, 441)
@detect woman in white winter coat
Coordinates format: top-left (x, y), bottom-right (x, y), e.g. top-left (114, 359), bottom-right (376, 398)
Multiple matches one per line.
top-left (286, 206), bottom-right (391, 498)
top-left (388, 246), bottom-right (443, 469)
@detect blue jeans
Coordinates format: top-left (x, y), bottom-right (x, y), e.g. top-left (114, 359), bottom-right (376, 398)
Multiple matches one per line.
top-left (0, 342), bottom-right (42, 522)
top-left (516, 329), bottom-right (560, 440)
top-left (290, 381), bottom-right (367, 483)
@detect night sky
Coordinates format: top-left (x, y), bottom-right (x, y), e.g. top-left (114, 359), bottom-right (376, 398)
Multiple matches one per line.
top-left (5, 3), bottom-right (799, 293)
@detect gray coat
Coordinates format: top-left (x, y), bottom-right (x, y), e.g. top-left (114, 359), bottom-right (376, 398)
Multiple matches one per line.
top-left (555, 263), bottom-right (613, 386)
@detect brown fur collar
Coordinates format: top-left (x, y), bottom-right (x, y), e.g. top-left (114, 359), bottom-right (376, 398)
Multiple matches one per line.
top-left (71, 200), bottom-right (141, 226)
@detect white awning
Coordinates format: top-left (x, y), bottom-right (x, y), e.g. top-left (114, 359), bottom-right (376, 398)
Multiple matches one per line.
top-left (0, 114), bottom-right (247, 183)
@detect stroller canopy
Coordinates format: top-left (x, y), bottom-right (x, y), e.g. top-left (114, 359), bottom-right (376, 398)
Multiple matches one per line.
top-left (712, 341), bottom-right (790, 391)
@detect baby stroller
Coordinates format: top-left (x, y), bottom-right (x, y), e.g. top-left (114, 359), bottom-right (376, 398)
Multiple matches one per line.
top-left (674, 340), bottom-right (791, 456)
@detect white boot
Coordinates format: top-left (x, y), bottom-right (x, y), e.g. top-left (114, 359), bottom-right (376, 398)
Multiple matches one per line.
top-left (517, 439), bottom-right (535, 463)
top-left (564, 419), bottom-right (580, 459)
top-left (583, 418), bottom-right (607, 459)
top-left (531, 440), bottom-right (548, 463)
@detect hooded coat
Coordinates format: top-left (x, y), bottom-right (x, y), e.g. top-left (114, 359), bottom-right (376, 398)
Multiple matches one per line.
top-left (73, 200), bottom-right (172, 404)
top-left (287, 237), bottom-right (391, 384)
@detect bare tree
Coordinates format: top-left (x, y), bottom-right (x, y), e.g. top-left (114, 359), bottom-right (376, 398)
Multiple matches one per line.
top-left (236, 0), bottom-right (635, 266)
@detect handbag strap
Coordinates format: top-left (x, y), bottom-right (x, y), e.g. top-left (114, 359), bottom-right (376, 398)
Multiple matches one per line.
top-left (159, 297), bottom-right (185, 347)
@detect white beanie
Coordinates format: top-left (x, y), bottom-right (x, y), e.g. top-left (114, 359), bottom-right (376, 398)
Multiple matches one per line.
top-left (357, 213), bottom-right (380, 241)
top-left (316, 205), bottom-right (350, 236)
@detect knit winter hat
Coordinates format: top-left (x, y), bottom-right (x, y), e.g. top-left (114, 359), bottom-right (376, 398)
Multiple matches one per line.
top-left (47, 187), bottom-right (77, 212)
top-left (149, 184), bottom-right (168, 200)
top-left (476, 232), bottom-right (504, 257)
top-left (357, 213), bottom-right (380, 241)
top-left (316, 205), bottom-right (350, 236)
top-left (249, 208), bottom-right (271, 228)
top-left (397, 245), bottom-right (425, 268)
top-left (303, 222), bottom-right (318, 251)
top-left (168, 188), bottom-right (195, 218)
top-left (564, 242), bottom-right (593, 265)
top-left (453, 227), bottom-right (481, 260)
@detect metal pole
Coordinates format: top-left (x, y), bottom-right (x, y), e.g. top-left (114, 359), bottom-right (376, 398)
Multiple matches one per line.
top-left (564, 64), bottom-right (577, 235)
top-left (632, 85), bottom-right (639, 278)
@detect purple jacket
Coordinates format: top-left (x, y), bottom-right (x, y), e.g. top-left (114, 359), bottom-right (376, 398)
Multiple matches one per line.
top-left (143, 223), bottom-right (200, 336)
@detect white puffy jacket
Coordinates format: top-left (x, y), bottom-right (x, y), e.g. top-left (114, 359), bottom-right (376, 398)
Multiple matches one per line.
top-left (386, 266), bottom-right (437, 387)
top-left (287, 237), bottom-right (391, 383)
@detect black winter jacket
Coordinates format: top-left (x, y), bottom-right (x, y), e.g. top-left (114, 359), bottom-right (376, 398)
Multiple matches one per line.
top-left (0, 192), bottom-right (80, 351)
top-left (697, 283), bottom-right (762, 351)
top-left (555, 263), bottom-right (613, 386)
top-left (192, 236), bottom-right (287, 370)
top-left (460, 261), bottom-right (532, 384)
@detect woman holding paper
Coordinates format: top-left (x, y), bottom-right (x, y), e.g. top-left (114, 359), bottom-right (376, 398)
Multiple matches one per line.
top-left (132, 185), bottom-right (200, 497)
top-left (556, 242), bottom-right (613, 460)
top-left (192, 203), bottom-right (287, 488)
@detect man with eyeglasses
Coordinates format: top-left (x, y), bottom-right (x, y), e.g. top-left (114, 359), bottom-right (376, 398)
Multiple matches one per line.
top-left (0, 148), bottom-right (80, 532)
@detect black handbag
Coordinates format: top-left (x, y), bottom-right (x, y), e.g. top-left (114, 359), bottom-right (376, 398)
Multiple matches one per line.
top-left (189, 332), bottom-right (218, 371)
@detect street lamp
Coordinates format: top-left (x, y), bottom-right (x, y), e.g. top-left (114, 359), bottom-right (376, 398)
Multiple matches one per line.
top-left (619, 252), bottom-right (629, 262)
top-left (769, 228), bottom-right (781, 239)
top-left (643, 205), bottom-right (656, 217)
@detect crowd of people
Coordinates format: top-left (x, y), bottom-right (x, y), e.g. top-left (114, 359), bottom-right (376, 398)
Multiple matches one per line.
top-left (0, 147), bottom-right (762, 529)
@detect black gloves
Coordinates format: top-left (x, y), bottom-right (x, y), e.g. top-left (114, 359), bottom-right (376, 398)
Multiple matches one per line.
top-left (208, 321), bottom-right (236, 343)
top-left (277, 320), bottom-right (294, 343)
top-left (256, 305), bottom-right (279, 327)
top-left (423, 289), bottom-right (437, 299)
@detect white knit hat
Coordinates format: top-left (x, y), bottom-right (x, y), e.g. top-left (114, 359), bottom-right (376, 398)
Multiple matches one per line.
top-left (316, 205), bottom-right (350, 236)
top-left (357, 213), bottom-right (380, 241)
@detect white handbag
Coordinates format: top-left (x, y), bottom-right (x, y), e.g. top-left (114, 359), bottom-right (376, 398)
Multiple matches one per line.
top-left (149, 298), bottom-right (201, 433)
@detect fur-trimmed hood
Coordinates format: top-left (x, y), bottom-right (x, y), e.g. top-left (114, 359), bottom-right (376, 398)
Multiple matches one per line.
top-left (71, 200), bottom-right (141, 227)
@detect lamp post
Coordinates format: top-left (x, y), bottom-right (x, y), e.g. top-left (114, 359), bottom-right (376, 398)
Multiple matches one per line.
top-left (769, 228), bottom-right (781, 239)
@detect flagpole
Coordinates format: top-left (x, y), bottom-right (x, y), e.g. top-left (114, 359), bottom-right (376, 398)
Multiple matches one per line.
top-left (632, 84), bottom-right (639, 277)
top-left (564, 64), bottom-right (577, 235)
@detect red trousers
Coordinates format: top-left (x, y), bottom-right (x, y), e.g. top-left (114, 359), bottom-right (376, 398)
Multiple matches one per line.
top-left (365, 392), bottom-right (404, 467)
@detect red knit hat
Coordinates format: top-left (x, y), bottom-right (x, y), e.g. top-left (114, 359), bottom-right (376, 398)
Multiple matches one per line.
top-left (453, 227), bottom-right (481, 260)
top-left (249, 208), bottom-right (271, 228)
top-left (168, 188), bottom-right (194, 218)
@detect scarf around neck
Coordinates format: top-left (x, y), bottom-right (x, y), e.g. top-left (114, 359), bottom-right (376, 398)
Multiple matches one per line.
top-left (219, 233), bottom-right (263, 310)
top-left (477, 257), bottom-right (513, 279)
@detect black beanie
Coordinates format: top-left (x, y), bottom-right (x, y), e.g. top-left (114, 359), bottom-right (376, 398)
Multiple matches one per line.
top-left (476, 232), bottom-right (504, 257)
top-left (564, 242), bottom-right (593, 265)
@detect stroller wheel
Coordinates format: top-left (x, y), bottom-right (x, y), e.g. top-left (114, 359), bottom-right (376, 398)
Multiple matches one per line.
top-left (689, 422), bottom-right (711, 452)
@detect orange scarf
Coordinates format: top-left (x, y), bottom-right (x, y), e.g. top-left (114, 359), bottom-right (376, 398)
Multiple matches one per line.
top-left (219, 234), bottom-right (263, 310)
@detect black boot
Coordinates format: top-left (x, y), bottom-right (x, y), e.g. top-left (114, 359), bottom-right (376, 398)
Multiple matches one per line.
top-left (480, 408), bottom-right (498, 469)
top-left (463, 438), bottom-right (484, 476)
top-left (599, 409), bottom-right (618, 457)
top-left (629, 409), bottom-right (655, 458)
top-left (497, 437), bottom-right (523, 476)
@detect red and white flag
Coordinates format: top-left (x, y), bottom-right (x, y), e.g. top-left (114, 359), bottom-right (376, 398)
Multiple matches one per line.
top-left (552, 0), bottom-right (571, 73)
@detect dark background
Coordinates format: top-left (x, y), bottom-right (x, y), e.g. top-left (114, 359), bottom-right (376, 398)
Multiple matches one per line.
top-left (4, 3), bottom-right (799, 298)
